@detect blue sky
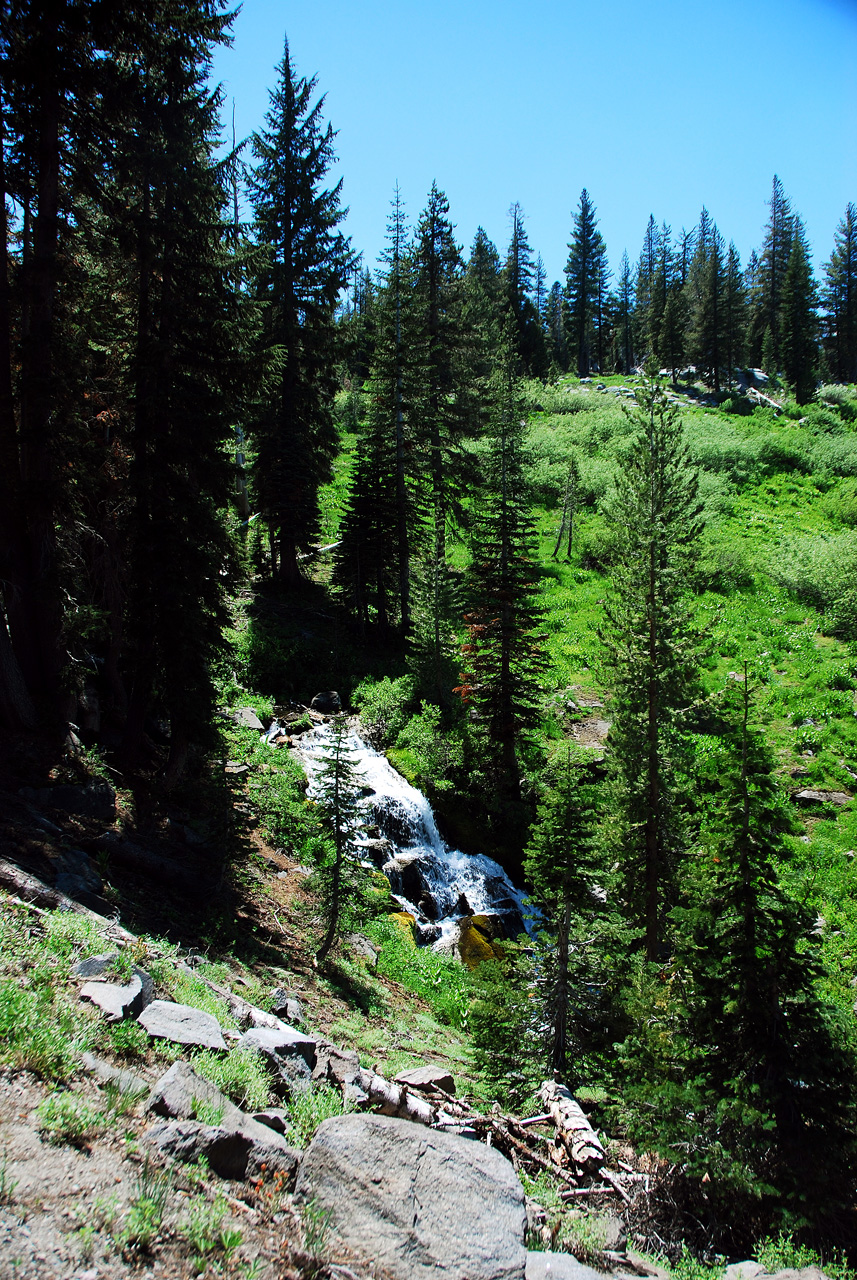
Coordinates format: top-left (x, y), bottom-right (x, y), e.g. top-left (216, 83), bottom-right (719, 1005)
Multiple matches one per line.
top-left (211, 0), bottom-right (857, 289)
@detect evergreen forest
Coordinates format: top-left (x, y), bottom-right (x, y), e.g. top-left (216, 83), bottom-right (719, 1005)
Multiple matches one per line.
top-left (3, 2), bottom-right (857, 1267)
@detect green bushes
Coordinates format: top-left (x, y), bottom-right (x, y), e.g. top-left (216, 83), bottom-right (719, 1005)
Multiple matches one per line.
top-left (367, 916), bottom-right (473, 1029)
top-left (352, 675), bottom-right (415, 747)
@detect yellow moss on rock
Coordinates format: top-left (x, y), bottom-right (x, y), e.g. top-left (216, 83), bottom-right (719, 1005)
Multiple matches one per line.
top-left (388, 911), bottom-right (417, 946)
top-left (457, 917), bottom-right (504, 970)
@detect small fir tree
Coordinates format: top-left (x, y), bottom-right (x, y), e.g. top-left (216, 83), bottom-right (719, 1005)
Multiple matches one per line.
top-left (524, 748), bottom-right (621, 1084)
top-left (312, 716), bottom-right (368, 966)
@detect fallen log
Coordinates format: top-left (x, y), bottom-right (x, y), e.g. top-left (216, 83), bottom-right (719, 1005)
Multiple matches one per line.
top-left (539, 1080), bottom-right (605, 1174)
top-left (0, 857), bottom-right (135, 941)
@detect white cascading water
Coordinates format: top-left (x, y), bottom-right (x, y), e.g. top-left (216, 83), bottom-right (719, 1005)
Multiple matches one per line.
top-left (293, 723), bottom-right (529, 949)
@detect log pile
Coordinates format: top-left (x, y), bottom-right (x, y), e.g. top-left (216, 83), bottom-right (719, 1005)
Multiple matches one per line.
top-left (317, 1047), bottom-right (641, 1203)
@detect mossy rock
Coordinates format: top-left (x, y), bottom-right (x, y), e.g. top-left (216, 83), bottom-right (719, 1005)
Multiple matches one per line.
top-left (457, 917), bottom-right (504, 971)
top-left (388, 911), bottom-right (417, 946)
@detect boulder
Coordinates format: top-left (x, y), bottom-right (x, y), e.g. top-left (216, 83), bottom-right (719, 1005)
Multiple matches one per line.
top-left (79, 1052), bottom-right (148, 1098)
top-left (21, 781), bottom-right (116, 820)
top-left (237, 1025), bottom-right (317, 1070)
top-left (393, 1065), bottom-right (455, 1095)
top-left (74, 953), bottom-right (120, 978)
top-left (793, 789), bottom-right (851, 807)
top-left (80, 969), bottom-right (153, 1022)
top-left (457, 917), bottom-right (503, 970)
top-left (526, 1256), bottom-right (608, 1280)
top-left (229, 707), bottom-right (265, 730)
top-left (310, 691), bottom-right (341, 714)
top-left (55, 847), bottom-right (102, 894)
top-left (252, 1107), bottom-right (290, 1135)
top-left (143, 1119), bottom-right (299, 1182)
top-left (145, 1061), bottom-right (301, 1178)
top-left (346, 933), bottom-right (379, 966)
top-left (147, 1061), bottom-right (243, 1125)
top-left (137, 1000), bottom-right (227, 1050)
top-left (295, 1113), bottom-right (527, 1280)
top-left (722, 1270), bottom-right (829, 1280)
top-left (268, 988), bottom-right (303, 1024)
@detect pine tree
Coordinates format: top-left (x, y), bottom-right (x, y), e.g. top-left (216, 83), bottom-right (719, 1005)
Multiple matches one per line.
top-left (457, 325), bottom-right (546, 801)
top-left (504, 202), bottom-right (546, 376)
top-left (109, 0), bottom-right (242, 781)
top-left (822, 202), bottom-right (857, 383)
top-left (633, 215), bottom-right (660, 360)
top-left (668, 675), bottom-right (857, 1226)
top-left (781, 216), bottom-right (818, 404)
top-left (462, 225), bottom-right (504, 380)
top-left (614, 251), bottom-right (634, 375)
top-left (312, 716), bottom-right (368, 966)
top-left (749, 175), bottom-right (793, 370)
top-left (524, 749), bottom-right (619, 1083)
top-left (600, 372), bottom-right (705, 960)
top-left (565, 189), bottom-right (608, 377)
top-left (544, 280), bottom-right (569, 372)
top-left (723, 241), bottom-right (747, 389)
top-left (689, 222), bottom-right (727, 392)
top-left (334, 187), bottom-right (415, 633)
top-left (246, 38), bottom-right (350, 586)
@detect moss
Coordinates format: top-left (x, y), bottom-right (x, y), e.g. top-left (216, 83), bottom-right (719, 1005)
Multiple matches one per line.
top-left (388, 912), bottom-right (417, 945)
top-left (457, 917), bottom-right (504, 970)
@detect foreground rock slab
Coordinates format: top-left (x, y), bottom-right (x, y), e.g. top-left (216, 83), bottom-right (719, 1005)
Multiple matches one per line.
top-left (138, 1000), bottom-right (226, 1050)
top-left (295, 1113), bottom-right (527, 1280)
top-left (526, 1255), bottom-right (608, 1280)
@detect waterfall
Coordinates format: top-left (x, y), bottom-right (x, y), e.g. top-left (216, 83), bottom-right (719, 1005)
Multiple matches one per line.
top-left (295, 723), bottom-right (529, 949)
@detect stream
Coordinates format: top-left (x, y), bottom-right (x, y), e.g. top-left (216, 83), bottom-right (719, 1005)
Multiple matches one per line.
top-left (294, 723), bottom-right (529, 950)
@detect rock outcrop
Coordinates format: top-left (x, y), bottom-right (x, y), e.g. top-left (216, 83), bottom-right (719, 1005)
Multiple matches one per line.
top-left (295, 1112), bottom-right (528, 1280)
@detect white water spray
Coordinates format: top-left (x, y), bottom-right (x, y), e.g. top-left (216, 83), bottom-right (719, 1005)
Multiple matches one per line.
top-left (295, 723), bottom-right (528, 949)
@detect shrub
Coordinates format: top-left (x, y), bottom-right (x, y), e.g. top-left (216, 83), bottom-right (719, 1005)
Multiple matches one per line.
top-left (37, 1090), bottom-right (104, 1146)
top-left (352, 675), bottom-right (415, 747)
top-left (191, 1047), bottom-right (272, 1111)
top-left (286, 1082), bottom-right (354, 1148)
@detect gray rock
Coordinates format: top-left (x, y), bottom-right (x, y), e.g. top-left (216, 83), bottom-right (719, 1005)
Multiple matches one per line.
top-left (722, 1270), bottom-right (829, 1280)
top-left (269, 988), bottom-right (303, 1024)
top-left (394, 1065), bottom-right (455, 1094)
top-left (142, 1119), bottom-right (300, 1183)
top-left (238, 1025), bottom-right (317, 1070)
top-left (79, 1052), bottom-right (148, 1098)
top-left (526, 1255), bottom-right (608, 1280)
top-left (793, 789), bottom-right (851, 807)
top-left (147, 1060), bottom-right (243, 1125)
top-left (138, 1000), bottom-right (227, 1050)
top-left (80, 970), bottom-right (153, 1022)
top-left (310, 690), bottom-right (341, 714)
top-left (251, 1108), bottom-right (289, 1135)
top-left (295, 1113), bottom-right (527, 1280)
top-left (54, 873), bottom-right (105, 906)
top-left (21, 781), bottom-right (116, 820)
top-left (229, 707), bottom-right (265, 730)
top-left (74, 952), bottom-right (120, 978)
top-left (346, 933), bottom-right (379, 965)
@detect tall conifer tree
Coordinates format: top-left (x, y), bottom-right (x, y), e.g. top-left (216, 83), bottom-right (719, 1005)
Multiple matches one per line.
top-left (247, 38), bottom-right (349, 586)
top-left (781, 216), bottom-right (818, 404)
top-left (601, 374), bottom-right (705, 960)
top-left (822, 202), bottom-right (857, 384)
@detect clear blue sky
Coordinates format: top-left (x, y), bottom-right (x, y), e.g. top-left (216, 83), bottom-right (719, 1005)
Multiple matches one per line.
top-left (211, 0), bottom-right (857, 289)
